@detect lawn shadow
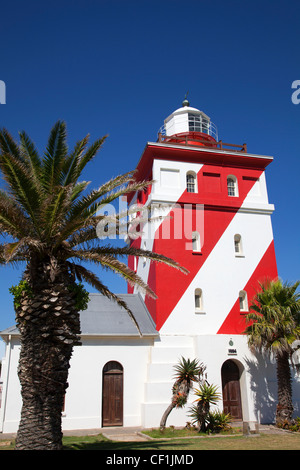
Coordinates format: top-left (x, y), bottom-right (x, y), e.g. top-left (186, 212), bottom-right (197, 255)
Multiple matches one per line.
top-left (63, 437), bottom-right (197, 451)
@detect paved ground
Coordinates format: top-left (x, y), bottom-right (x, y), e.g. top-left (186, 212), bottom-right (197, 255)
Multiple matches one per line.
top-left (0, 424), bottom-right (290, 442)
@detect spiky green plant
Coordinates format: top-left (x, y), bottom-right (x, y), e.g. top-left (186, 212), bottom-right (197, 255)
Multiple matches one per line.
top-left (189, 383), bottom-right (221, 432)
top-left (244, 279), bottom-right (300, 426)
top-left (206, 410), bottom-right (232, 433)
top-left (160, 357), bottom-right (206, 430)
top-left (0, 122), bottom-right (188, 450)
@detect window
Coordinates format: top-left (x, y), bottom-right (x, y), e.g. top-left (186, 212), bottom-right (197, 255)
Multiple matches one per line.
top-left (186, 172), bottom-right (196, 193)
top-left (239, 290), bottom-right (248, 312)
top-left (143, 241), bottom-right (147, 267)
top-left (192, 231), bottom-right (200, 252)
top-left (195, 288), bottom-right (204, 312)
top-left (227, 176), bottom-right (238, 197)
top-left (188, 113), bottom-right (209, 134)
top-left (234, 234), bottom-right (243, 256)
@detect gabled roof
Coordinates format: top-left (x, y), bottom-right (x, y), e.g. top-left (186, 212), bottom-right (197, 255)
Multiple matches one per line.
top-left (0, 293), bottom-right (158, 340)
top-left (79, 293), bottom-right (158, 337)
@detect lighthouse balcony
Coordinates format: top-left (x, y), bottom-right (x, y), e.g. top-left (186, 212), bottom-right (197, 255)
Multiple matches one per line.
top-left (157, 131), bottom-right (248, 153)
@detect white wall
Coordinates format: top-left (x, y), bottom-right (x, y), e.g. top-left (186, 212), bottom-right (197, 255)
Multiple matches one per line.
top-left (63, 336), bottom-right (153, 430)
top-left (160, 209), bottom-right (275, 335)
top-left (0, 339), bottom-right (22, 433)
top-left (0, 336), bottom-right (154, 433)
top-left (1, 333), bottom-right (300, 432)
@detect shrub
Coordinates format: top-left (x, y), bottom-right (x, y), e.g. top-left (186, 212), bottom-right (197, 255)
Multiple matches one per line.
top-left (206, 411), bottom-right (232, 433)
top-left (281, 416), bottom-right (300, 432)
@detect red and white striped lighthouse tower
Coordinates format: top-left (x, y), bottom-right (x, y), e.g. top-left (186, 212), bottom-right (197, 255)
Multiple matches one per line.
top-left (127, 99), bottom-right (278, 426)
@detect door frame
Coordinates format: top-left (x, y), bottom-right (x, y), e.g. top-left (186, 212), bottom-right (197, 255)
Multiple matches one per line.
top-left (102, 361), bottom-right (124, 427)
top-left (221, 359), bottom-right (243, 420)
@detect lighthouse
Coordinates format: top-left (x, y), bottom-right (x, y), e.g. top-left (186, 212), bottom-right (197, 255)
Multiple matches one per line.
top-left (128, 99), bottom-right (278, 426)
top-left (1, 101), bottom-right (299, 433)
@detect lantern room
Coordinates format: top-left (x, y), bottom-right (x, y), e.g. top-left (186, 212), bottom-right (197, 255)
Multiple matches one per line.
top-left (158, 98), bottom-right (218, 147)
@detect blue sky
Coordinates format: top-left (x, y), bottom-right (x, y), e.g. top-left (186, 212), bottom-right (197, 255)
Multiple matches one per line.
top-left (0, 0), bottom-right (299, 346)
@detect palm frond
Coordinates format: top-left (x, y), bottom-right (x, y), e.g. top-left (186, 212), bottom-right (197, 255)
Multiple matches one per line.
top-left (75, 135), bottom-right (107, 178)
top-left (40, 183), bottom-right (75, 241)
top-left (173, 357), bottom-right (205, 383)
top-left (19, 130), bottom-right (41, 184)
top-left (61, 135), bottom-right (90, 186)
top-left (67, 262), bottom-right (142, 335)
top-left (72, 250), bottom-right (157, 299)
top-left (2, 238), bottom-right (41, 262)
top-left (56, 173), bottom-right (148, 245)
top-left (0, 121), bottom-right (188, 335)
top-left (65, 171), bottom-right (135, 222)
top-left (86, 245), bottom-right (189, 274)
top-left (0, 190), bottom-right (33, 238)
top-left (193, 383), bottom-right (221, 406)
top-left (42, 121), bottom-right (68, 190)
top-left (0, 128), bottom-right (20, 160)
top-left (0, 151), bottom-right (41, 231)
top-left (245, 279), bottom-right (300, 355)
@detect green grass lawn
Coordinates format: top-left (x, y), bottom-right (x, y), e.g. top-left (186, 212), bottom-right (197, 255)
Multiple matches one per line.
top-left (1, 431), bottom-right (300, 451)
top-left (63, 432), bottom-right (300, 450)
top-left (142, 425), bottom-right (242, 439)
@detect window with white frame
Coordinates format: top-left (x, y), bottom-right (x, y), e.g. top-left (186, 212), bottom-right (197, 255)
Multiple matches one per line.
top-left (234, 234), bottom-right (243, 256)
top-left (192, 231), bottom-right (200, 252)
top-left (227, 176), bottom-right (238, 197)
top-left (195, 288), bottom-right (203, 312)
top-left (188, 113), bottom-right (209, 134)
top-left (186, 172), bottom-right (197, 193)
top-left (239, 290), bottom-right (248, 312)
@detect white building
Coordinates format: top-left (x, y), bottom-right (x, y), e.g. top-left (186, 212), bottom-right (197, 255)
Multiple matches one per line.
top-left (0, 101), bottom-right (299, 433)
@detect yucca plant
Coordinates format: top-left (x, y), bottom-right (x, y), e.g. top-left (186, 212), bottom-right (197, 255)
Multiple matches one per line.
top-left (188, 383), bottom-right (221, 432)
top-left (244, 279), bottom-right (300, 426)
top-left (206, 411), bottom-right (232, 433)
top-left (0, 122), bottom-right (188, 450)
top-left (160, 357), bottom-right (206, 430)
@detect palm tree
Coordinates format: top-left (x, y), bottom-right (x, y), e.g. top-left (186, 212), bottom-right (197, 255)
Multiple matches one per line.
top-left (0, 122), bottom-right (188, 450)
top-left (160, 357), bottom-right (206, 430)
top-left (244, 279), bottom-right (300, 427)
top-left (188, 383), bottom-right (221, 432)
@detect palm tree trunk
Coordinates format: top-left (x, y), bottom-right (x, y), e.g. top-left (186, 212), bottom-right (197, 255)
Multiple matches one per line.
top-left (275, 351), bottom-right (293, 427)
top-left (160, 403), bottom-right (176, 430)
top-left (197, 402), bottom-right (209, 432)
top-left (15, 263), bottom-right (81, 450)
top-left (160, 380), bottom-right (189, 430)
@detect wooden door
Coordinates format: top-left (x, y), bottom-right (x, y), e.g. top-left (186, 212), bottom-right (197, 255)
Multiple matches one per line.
top-left (221, 360), bottom-right (243, 420)
top-left (102, 361), bottom-right (123, 427)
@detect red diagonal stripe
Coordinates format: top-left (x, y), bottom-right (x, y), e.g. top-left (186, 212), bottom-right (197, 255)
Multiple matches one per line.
top-left (217, 240), bottom-right (278, 334)
top-left (144, 165), bottom-right (263, 330)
